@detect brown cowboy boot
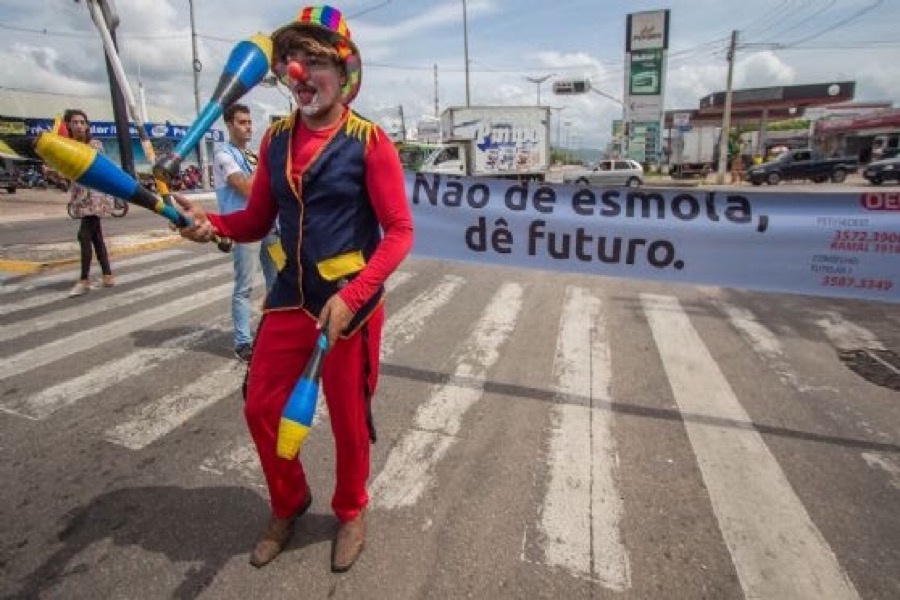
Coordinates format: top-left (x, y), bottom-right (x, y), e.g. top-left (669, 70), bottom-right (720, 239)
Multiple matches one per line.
top-left (249, 489), bottom-right (313, 568)
top-left (331, 508), bottom-right (367, 573)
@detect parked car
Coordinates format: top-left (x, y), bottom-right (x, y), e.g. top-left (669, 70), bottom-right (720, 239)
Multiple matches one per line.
top-left (745, 148), bottom-right (857, 185)
top-left (563, 159), bottom-right (644, 188)
top-left (862, 156), bottom-right (900, 186)
top-left (0, 169), bottom-right (17, 193)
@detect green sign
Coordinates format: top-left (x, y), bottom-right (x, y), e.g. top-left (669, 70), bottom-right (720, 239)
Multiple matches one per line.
top-left (626, 121), bottom-right (661, 163)
top-left (629, 49), bottom-right (663, 96)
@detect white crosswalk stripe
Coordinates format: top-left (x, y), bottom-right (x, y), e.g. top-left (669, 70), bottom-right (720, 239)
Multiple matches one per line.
top-left (380, 274), bottom-right (465, 358)
top-left (199, 440), bottom-right (265, 488)
top-left (0, 249), bottom-right (188, 296)
top-left (528, 286), bottom-right (630, 589)
top-left (0, 263), bottom-right (232, 343)
top-left (0, 251), bottom-right (224, 317)
top-left (0, 281), bottom-right (233, 381)
top-left (104, 362), bottom-right (246, 450)
top-left (0, 317), bottom-right (229, 420)
top-left (816, 310), bottom-right (886, 351)
top-left (642, 293), bottom-right (859, 600)
top-left (371, 282), bottom-right (523, 509)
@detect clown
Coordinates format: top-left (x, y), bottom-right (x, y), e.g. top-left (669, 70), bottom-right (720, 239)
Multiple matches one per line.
top-left (175, 5), bottom-right (413, 572)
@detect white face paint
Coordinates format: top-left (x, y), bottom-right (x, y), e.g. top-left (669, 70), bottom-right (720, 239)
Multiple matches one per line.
top-left (279, 52), bottom-right (345, 127)
top-left (299, 89), bottom-right (322, 116)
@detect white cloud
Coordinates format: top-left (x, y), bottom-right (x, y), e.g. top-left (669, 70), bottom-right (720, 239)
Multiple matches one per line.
top-left (737, 52), bottom-right (796, 88)
top-left (0, 0), bottom-right (897, 153)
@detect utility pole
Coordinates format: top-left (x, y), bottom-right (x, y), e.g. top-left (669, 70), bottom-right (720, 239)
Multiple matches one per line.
top-left (188, 0), bottom-right (210, 189)
top-left (716, 30), bottom-right (738, 185)
top-left (433, 64), bottom-right (439, 117)
top-left (462, 0), bottom-right (470, 106)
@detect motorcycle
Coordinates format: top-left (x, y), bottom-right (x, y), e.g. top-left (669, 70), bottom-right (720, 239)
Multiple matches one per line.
top-left (18, 167), bottom-right (47, 189)
top-left (110, 196), bottom-right (128, 217)
top-left (66, 195), bottom-right (128, 219)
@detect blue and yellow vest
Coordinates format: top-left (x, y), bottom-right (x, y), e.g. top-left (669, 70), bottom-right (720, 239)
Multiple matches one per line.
top-left (265, 110), bottom-right (383, 334)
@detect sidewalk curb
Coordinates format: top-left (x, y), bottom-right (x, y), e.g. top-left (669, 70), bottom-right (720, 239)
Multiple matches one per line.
top-left (0, 236), bottom-right (186, 274)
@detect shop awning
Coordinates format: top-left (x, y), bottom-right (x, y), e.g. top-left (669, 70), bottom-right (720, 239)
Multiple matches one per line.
top-left (0, 139), bottom-right (24, 160)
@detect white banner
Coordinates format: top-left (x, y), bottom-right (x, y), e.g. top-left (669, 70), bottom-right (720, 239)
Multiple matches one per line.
top-left (405, 173), bottom-right (900, 304)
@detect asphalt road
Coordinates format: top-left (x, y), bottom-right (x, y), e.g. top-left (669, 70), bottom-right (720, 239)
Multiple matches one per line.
top-left (0, 238), bottom-right (898, 599)
top-left (0, 188), bottom-right (215, 248)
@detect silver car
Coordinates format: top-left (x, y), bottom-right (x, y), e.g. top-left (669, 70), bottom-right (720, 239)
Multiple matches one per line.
top-left (563, 159), bottom-right (644, 188)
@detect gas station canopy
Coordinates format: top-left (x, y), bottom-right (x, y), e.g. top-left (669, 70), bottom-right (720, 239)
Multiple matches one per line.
top-left (665, 81), bottom-right (856, 127)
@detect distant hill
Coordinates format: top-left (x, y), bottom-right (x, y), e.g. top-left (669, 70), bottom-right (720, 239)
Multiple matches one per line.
top-left (553, 146), bottom-right (605, 165)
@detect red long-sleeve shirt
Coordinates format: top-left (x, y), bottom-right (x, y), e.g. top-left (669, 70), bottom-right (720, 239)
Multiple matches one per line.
top-left (209, 113), bottom-right (413, 314)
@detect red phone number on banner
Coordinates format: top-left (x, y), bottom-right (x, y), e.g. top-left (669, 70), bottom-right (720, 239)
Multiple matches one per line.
top-left (821, 276), bottom-right (893, 291)
top-left (832, 230), bottom-right (900, 243)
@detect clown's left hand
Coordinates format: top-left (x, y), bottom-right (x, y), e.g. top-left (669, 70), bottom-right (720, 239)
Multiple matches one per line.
top-left (319, 294), bottom-right (354, 347)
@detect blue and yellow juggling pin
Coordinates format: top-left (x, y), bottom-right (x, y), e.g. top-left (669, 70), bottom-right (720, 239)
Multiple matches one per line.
top-left (35, 131), bottom-right (233, 251)
top-left (276, 328), bottom-right (330, 460)
top-left (35, 132), bottom-right (189, 227)
top-left (154, 33), bottom-right (273, 179)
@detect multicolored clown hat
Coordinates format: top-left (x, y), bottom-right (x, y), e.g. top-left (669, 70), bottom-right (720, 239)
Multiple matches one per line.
top-left (271, 5), bottom-right (362, 105)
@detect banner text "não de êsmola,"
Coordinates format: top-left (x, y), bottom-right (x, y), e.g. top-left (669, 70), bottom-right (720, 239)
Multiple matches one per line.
top-left (406, 173), bottom-right (900, 303)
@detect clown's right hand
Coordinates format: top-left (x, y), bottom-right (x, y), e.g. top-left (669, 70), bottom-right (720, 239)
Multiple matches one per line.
top-left (173, 194), bottom-right (216, 243)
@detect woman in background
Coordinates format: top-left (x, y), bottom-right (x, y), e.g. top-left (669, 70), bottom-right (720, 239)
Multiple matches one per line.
top-left (64, 108), bottom-right (115, 297)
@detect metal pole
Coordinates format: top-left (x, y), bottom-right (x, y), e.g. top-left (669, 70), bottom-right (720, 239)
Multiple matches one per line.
top-left (552, 106), bottom-right (566, 149)
top-left (398, 104), bottom-right (406, 142)
top-left (85, 1), bottom-right (134, 176)
top-left (716, 30), bottom-right (738, 184)
top-left (189, 0), bottom-right (210, 189)
top-left (556, 109), bottom-right (562, 148)
top-left (103, 39), bottom-right (135, 176)
top-left (434, 64), bottom-right (439, 117)
top-left (462, 0), bottom-right (470, 106)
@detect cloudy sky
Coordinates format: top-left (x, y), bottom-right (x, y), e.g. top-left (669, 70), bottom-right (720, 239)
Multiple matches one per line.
top-left (1, 0), bottom-right (898, 149)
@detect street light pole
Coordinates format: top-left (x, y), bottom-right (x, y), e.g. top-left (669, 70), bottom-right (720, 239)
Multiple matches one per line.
top-left (525, 74), bottom-right (553, 106)
top-left (462, 0), bottom-right (470, 106)
top-left (550, 106), bottom-right (566, 150)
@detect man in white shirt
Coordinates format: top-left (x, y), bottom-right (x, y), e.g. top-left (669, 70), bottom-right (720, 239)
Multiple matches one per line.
top-left (214, 103), bottom-right (279, 361)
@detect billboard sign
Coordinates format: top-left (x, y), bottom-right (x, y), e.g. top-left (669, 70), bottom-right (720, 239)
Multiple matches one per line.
top-left (23, 118), bottom-right (224, 142)
top-left (624, 9), bottom-right (669, 162)
top-left (629, 50), bottom-right (664, 96)
top-left (626, 10), bottom-right (669, 51)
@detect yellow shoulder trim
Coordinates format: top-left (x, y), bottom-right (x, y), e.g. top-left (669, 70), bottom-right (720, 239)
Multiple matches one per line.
top-left (268, 113), bottom-right (295, 137)
top-left (344, 111), bottom-right (379, 146)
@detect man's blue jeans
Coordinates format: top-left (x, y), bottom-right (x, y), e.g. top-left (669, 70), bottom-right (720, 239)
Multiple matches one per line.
top-left (231, 233), bottom-right (279, 348)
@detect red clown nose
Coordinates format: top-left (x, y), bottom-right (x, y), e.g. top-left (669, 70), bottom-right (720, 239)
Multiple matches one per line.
top-left (287, 61), bottom-right (307, 82)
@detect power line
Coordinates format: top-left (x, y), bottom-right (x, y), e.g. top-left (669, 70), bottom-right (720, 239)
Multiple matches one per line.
top-left (0, 84), bottom-right (106, 98)
top-left (737, 0), bottom-right (795, 37)
top-left (757, 0), bottom-right (837, 43)
top-left (777, 0), bottom-right (884, 48)
top-left (0, 23), bottom-right (188, 40)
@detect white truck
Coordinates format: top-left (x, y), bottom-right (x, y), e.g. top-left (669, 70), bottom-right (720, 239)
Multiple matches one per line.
top-left (668, 123), bottom-right (720, 179)
top-left (419, 106), bottom-right (550, 181)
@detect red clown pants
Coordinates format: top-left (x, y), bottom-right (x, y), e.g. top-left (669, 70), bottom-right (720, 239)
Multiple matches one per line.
top-left (244, 306), bottom-right (383, 523)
